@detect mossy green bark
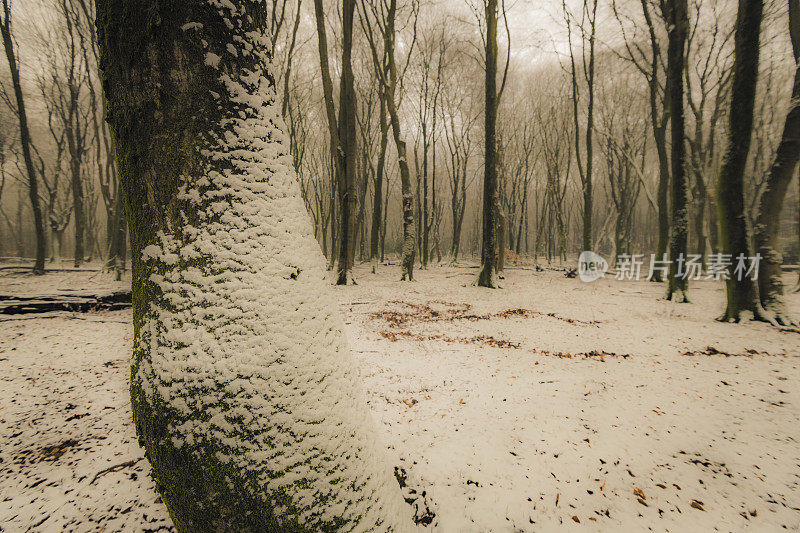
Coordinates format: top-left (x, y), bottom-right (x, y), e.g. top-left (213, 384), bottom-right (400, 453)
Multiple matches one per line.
top-left (716, 0), bottom-right (771, 322)
top-left (96, 2), bottom-right (405, 531)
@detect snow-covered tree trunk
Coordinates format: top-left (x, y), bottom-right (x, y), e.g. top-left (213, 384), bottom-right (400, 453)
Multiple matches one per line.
top-left (96, 1), bottom-right (410, 530)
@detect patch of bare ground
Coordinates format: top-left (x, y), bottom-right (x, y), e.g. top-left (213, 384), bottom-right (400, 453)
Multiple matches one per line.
top-left (683, 346), bottom-right (771, 357)
top-left (370, 300), bottom-right (599, 327)
top-left (536, 349), bottom-right (630, 360)
top-left (378, 329), bottom-right (521, 349)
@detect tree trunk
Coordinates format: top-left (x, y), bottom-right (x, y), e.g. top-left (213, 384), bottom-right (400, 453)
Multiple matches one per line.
top-left (336, 0), bottom-right (357, 285)
top-left (666, 0), bottom-right (689, 302)
top-left (313, 0), bottom-right (342, 276)
top-left (796, 165), bottom-right (800, 292)
top-left (52, 229), bottom-right (64, 263)
top-left (383, 0), bottom-right (415, 281)
top-left (497, 210), bottom-right (506, 276)
top-left (1, 0), bottom-right (46, 275)
top-left (476, 0), bottom-right (499, 288)
top-left (96, 1), bottom-right (409, 529)
top-left (371, 96), bottom-right (388, 272)
top-left (717, 0), bottom-right (770, 322)
top-left (753, 0), bottom-right (800, 323)
top-left (692, 173), bottom-right (708, 267)
top-left (67, 135), bottom-right (85, 267)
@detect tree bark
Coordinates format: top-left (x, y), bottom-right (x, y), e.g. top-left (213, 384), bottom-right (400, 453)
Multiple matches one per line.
top-left (753, 0), bottom-right (800, 323)
top-left (96, 1), bottom-right (409, 529)
top-left (382, 0), bottom-right (415, 281)
top-left (370, 94), bottom-right (388, 271)
top-left (336, 0), bottom-right (357, 285)
top-left (0, 0), bottom-right (46, 274)
top-left (666, 0), bottom-right (689, 302)
top-left (67, 130), bottom-right (85, 267)
top-left (717, 0), bottom-right (770, 322)
top-left (476, 0), bottom-right (499, 288)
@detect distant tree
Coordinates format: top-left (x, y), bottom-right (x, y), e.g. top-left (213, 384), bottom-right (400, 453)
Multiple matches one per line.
top-left (441, 67), bottom-right (478, 263)
top-left (563, 0), bottom-right (598, 256)
top-left (535, 94), bottom-right (571, 264)
top-left (0, 0), bottom-right (46, 274)
top-left (597, 85), bottom-right (646, 264)
top-left (666, 0), bottom-right (690, 302)
top-left (337, 0), bottom-right (358, 285)
top-left (752, 0), bottom-right (800, 324)
top-left (611, 0), bottom-right (671, 282)
top-left (475, 0), bottom-right (509, 287)
top-left (360, 0), bottom-right (419, 281)
top-left (684, 0), bottom-right (732, 270)
top-left (313, 0), bottom-right (358, 285)
top-left (716, 0), bottom-right (771, 321)
top-left (97, 0), bottom-right (410, 528)
top-left (369, 76), bottom-right (389, 271)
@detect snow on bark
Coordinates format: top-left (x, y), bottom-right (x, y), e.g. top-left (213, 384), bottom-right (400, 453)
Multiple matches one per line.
top-left (98, 0), bottom-right (410, 530)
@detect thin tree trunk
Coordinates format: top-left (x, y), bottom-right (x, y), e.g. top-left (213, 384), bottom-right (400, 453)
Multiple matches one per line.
top-left (371, 95), bottom-right (388, 272)
top-left (382, 0), bottom-right (415, 281)
top-left (497, 209), bottom-right (506, 276)
top-left (1, 0), bottom-right (46, 274)
top-left (795, 165), bottom-right (800, 292)
top-left (313, 0), bottom-right (343, 276)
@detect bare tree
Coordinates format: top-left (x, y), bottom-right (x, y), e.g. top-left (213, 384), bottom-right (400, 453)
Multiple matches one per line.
top-left (0, 0), bottom-right (46, 273)
top-left (442, 79), bottom-right (478, 262)
top-left (475, 0), bottom-right (509, 287)
top-left (717, 0), bottom-right (771, 321)
top-left (564, 0), bottom-right (599, 255)
top-left (752, 0), bottom-right (800, 324)
top-left (598, 84), bottom-right (646, 264)
top-left (611, 0), bottom-right (671, 282)
top-left (360, 0), bottom-right (419, 280)
top-left (666, 0), bottom-right (690, 302)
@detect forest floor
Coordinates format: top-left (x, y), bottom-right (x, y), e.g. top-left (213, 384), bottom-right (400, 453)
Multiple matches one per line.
top-left (1, 262), bottom-right (799, 531)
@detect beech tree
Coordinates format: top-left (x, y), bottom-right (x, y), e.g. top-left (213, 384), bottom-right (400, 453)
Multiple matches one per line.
top-left (563, 0), bottom-right (598, 255)
top-left (716, 0), bottom-right (770, 322)
top-left (360, 0), bottom-right (419, 281)
top-left (752, 0), bottom-right (800, 324)
top-left (665, 0), bottom-right (690, 302)
top-left (475, 0), bottom-right (509, 287)
top-left (96, 0), bottom-right (410, 529)
top-left (314, 0), bottom-right (358, 285)
top-left (611, 0), bottom-right (671, 282)
top-left (1, 0), bottom-right (46, 274)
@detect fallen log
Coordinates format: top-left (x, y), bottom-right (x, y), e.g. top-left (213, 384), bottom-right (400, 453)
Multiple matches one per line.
top-left (0, 290), bottom-right (132, 315)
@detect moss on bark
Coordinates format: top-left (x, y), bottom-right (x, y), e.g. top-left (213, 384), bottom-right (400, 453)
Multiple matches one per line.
top-left (97, 1), bottom-right (408, 530)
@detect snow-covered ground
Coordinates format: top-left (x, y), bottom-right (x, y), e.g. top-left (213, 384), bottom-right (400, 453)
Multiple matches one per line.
top-left (2, 263), bottom-right (799, 531)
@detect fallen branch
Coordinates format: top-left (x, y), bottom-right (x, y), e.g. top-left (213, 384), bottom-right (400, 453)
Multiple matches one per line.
top-left (0, 290), bottom-right (131, 315)
top-left (90, 459), bottom-right (140, 485)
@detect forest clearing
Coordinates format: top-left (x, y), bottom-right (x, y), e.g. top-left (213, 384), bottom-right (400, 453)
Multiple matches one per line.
top-left (2, 264), bottom-right (799, 531)
top-left (3, 0), bottom-right (800, 528)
